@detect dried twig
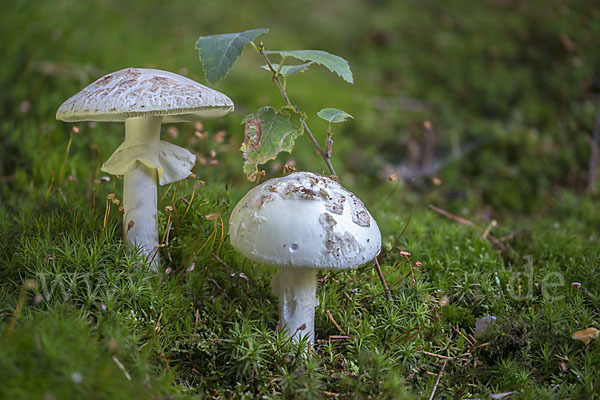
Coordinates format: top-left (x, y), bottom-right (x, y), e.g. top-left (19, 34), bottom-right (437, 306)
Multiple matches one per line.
top-left (455, 326), bottom-right (474, 347)
top-left (112, 356), bottom-right (132, 380)
top-left (428, 359), bottom-right (448, 400)
top-left (423, 350), bottom-right (471, 360)
top-left (391, 327), bottom-right (419, 345)
top-left (373, 258), bottom-right (393, 301)
top-left (193, 308), bottom-right (200, 336)
top-left (361, 272), bottom-right (408, 303)
top-left (326, 310), bottom-right (347, 335)
top-left (428, 204), bottom-right (506, 252)
top-left (316, 335), bottom-right (354, 344)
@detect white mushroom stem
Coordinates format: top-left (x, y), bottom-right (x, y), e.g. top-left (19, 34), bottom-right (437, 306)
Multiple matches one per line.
top-left (122, 116), bottom-right (162, 267)
top-left (271, 268), bottom-right (317, 345)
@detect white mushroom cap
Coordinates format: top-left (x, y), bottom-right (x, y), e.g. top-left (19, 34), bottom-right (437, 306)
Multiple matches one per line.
top-left (56, 68), bottom-right (234, 123)
top-left (229, 172), bottom-right (381, 270)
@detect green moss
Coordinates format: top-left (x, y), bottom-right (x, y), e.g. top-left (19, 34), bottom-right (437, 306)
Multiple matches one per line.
top-left (2, 0), bottom-right (600, 397)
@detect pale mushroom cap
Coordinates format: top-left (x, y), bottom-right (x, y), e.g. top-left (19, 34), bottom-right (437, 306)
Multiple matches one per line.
top-left (56, 68), bottom-right (234, 123)
top-left (229, 172), bottom-right (381, 270)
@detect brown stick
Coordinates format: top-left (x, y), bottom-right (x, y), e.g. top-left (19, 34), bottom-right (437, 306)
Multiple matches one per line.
top-left (326, 310), bottom-right (347, 335)
top-left (428, 204), bottom-right (475, 227)
top-left (428, 359), bottom-right (448, 400)
top-left (373, 258), bottom-right (393, 301)
top-left (428, 204), bottom-right (507, 252)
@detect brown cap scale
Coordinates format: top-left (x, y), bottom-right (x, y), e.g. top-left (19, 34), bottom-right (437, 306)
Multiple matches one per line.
top-left (56, 67), bottom-right (233, 122)
top-left (229, 172), bottom-right (381, 344)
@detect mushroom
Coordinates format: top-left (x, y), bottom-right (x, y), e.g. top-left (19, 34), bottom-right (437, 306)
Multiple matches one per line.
top-left (229, 171), bottom-right (381, 344)
top-left (56, 68), bottom-right (233, 267)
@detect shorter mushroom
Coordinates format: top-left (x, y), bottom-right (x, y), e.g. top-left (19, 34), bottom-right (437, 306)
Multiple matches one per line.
top-left (229, 172), bottom-right (381, 344)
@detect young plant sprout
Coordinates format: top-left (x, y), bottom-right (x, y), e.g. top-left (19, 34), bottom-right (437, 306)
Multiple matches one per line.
top-left (56, 68), bottom-right (233, 268)
top-left (229, 172), bottom-right (381, 344)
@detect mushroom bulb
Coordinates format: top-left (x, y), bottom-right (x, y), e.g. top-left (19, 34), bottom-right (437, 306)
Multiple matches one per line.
top-left (229, 172), bottom-right (381, 344)
top-left (56, 68), bottom-right (233, 269)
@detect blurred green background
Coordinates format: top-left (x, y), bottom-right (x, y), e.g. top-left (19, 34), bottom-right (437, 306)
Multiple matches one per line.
top-left (1, 0), bottom-right (600, 398)
top-left (2, 0), bottom-right (599, 213)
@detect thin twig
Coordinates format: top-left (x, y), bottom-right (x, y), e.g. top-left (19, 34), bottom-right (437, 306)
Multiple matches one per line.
top-left (391, 327), bottom-right (419, 345)
top-left (275, 323), bottom-right (307, 353)
top-left (209, 279), bottom-right (232, 302)
top-left (326, 310), bottom-right (347, 335)
top-left (176, 180), bottom-right (199, 235)
top-left (480, 219), bottom-right (497, 240)
top-left (455, 326), bottom-right (474, 347)
top-left (373, 259), bottom-right (393, 301)
top-left (97, 197), bottom-right (112, 244)
top-left (193, 308), bottom-right (200, 336)
top-left (6, 280), bottom-right (37, 337)
top-left (112, 356), bottom-right (132, 380)
top-left (428, 359), bottom-right (448, 400)
top-left (428, 204), bottom-right (507, 252)
top-left (423, 351), bottom-right (454, 360)
top-left (361, 272), bottom-right (408, 303)
top-left (428, 204), bottom-right (476, 227)
top-left (423, 350), bottom-right (471, 360)
top-left (348, 259), bottom-right (405, 283)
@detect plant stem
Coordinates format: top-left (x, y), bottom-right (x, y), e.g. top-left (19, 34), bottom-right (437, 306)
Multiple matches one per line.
top-left (258, 46), bottom-right (337, 177)
top-left (373, 258), bottom-right (393, 301)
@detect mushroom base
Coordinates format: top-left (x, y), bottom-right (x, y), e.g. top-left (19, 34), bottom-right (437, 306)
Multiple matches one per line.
top-left (271, 268), bottom-right (317, 345)
top-left (123, 163), bottom-right (160, 269)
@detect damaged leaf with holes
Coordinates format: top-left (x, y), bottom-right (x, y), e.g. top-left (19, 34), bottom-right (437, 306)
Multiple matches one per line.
top-left (241, 106), bottom-right (304, 182)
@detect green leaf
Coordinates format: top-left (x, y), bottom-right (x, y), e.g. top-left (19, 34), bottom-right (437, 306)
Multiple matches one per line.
top-left (317, 108), bottom-right (354, 123)
top-left (241, 106), bottom-right (304, 182)
top-left (265, 50), bottom-right (353, 83)
top-left (196, 28), bottom-right (269, 84)
top-left (260, 62), bottom-right (314, 76)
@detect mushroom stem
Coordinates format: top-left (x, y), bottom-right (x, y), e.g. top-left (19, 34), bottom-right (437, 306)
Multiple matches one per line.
top-left (122, 116), bottom-right (162, 268)
top-left (272, 268), bottom-right (317, 345)
top-left (123, 164), bottom-right (159, 267)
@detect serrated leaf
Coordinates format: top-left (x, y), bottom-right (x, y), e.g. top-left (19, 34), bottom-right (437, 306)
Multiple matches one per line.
top-left (260, 62), bottom-right (314, 76)
top-left (265, 50), bottom-right (353, 83)
top-left (317, 108), bottom-right (353, 123)
top-left (241, 106), bottom-right (304, 182)
top-left (196, 28), bottom-right (269, 84)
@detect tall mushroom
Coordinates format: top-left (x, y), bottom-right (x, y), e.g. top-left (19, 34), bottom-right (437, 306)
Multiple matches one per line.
top-left (229, 172), bottom-right (381, 344)
top-left (57, 68), bottom-right (233, 267)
